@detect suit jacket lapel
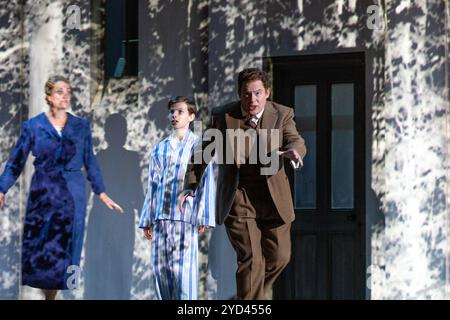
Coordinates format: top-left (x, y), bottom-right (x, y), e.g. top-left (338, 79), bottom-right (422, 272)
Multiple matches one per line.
top-left (260, 101), bottom-right (278, 154)
top-left (225, 102), bottom-right (244, 167)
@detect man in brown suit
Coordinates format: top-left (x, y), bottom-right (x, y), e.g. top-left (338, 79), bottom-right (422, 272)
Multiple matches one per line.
top-left (181, 68), bottom-right (306, 299)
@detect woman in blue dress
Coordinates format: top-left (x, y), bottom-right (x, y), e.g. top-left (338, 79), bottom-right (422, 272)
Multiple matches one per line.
top-left (0, 76), bottom-right (123, 299)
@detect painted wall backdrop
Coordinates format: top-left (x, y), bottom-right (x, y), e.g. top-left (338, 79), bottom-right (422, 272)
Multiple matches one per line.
top-left (0, 0), bottom-right (25, 300)
top-left (371, 0), bottom-right (449, 299)
top-left (0, 0), bottom-right (448, 299)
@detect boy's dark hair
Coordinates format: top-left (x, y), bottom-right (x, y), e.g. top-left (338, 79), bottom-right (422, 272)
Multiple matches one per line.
top-left (237, 68), bottom-right (270, 95)
top-left (168, 96), bottom-right (196, 115)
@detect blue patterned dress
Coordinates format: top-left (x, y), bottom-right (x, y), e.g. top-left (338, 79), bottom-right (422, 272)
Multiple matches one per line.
top-left (0, 112), bottom-right (105, 290)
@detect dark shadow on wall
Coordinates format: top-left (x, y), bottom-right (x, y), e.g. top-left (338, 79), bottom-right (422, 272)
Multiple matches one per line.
top-left (139, 0), bottom-right (209, 131)
top-left (208, 224), bottom-right (237, 300)
top-left (83, 113), bottom-right (144, 300)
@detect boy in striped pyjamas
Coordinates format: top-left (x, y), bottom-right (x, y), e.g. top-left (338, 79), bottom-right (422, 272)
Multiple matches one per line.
top-left (139, 96), bottom-right (215, 300)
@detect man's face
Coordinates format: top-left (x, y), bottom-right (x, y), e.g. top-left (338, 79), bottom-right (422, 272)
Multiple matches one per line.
top-left (169, 102), bottom-right (195, 130)
top-left (240, 80), bottom-right (271, 116)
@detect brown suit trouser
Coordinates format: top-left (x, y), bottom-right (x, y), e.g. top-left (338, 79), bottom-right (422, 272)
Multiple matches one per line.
top-left (224, 182), bottom-right (291, 300)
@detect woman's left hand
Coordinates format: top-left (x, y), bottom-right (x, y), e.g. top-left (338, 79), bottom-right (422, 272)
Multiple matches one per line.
top-left (99, 192), bottom-right (124, 213)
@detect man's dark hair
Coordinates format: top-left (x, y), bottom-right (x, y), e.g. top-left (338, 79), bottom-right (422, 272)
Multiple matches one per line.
top-left (167, 96), bottom-right (196, 115)
top-left (237, 68), bottom-right (270, 94)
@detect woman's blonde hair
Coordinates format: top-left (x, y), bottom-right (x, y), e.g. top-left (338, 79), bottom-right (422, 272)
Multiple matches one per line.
top-left (45, 75), bottom-right (71, 106)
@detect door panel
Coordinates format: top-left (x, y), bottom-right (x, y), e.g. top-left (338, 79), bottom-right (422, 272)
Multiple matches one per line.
top-left (294, 234), bottom-right (318, 299)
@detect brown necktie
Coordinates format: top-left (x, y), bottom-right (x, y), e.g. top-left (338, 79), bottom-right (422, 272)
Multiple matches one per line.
top-left (245, 116), bottom-right (257, 129)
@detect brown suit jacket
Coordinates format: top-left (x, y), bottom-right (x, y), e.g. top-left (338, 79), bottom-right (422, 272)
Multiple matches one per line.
top-left (185, 100), bottom-right (306, 225)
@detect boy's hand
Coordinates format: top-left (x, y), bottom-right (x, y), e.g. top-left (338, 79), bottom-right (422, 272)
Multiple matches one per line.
top-left (143, 227), bottom-right (153, 240)
top-left (178, 190), bottom-right (193, 212)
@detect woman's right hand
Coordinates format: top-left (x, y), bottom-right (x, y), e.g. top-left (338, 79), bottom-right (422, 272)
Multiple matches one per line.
top-left (0, 192), bottom-right (5, 209)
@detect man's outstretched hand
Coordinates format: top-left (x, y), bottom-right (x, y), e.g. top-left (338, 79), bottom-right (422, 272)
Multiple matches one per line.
top-left (277, 149), bottom-right (303, 168)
